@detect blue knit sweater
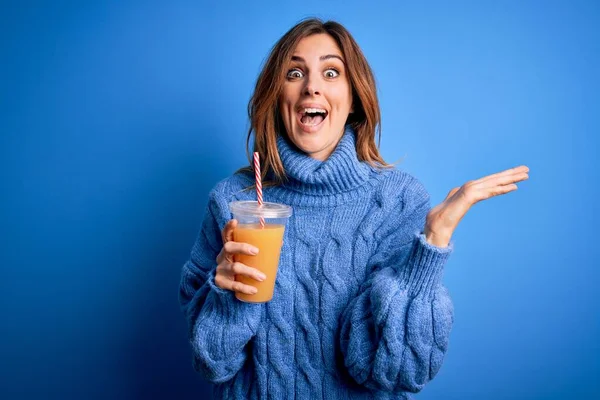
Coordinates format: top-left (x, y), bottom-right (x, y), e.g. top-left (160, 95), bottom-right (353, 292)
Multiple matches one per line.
top-left (179, 126), bottom-right (455, 399)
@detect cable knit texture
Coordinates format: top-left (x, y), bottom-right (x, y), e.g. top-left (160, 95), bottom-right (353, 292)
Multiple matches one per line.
top-left (179, 126), bottom-right (455, 399)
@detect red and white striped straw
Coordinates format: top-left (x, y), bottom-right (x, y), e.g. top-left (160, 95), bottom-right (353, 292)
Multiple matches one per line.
top-left (254, 152), bottom-right (265, 228)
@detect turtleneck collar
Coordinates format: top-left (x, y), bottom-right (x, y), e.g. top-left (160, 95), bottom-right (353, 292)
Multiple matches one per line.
top-left (274, 125), bottom-right (373, 200)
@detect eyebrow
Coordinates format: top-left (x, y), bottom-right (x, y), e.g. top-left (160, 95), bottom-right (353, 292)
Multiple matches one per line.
top-left (291, 54), bottom-right (346, 64)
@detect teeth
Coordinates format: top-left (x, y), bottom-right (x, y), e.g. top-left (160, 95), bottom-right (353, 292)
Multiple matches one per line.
top-left (302, 108), bottom-right (327, 114)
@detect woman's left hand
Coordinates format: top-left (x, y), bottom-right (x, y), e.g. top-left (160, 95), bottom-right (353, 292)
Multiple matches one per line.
top-left (424, 165), bottom-right (530, 247)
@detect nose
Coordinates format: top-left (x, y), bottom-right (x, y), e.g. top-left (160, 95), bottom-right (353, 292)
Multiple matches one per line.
top-left (303, 85), bottom-right (320, 96)
top-left (303, 73), bottom-right (321, 96)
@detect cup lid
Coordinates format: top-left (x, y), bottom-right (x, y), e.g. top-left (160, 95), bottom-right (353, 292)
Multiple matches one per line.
top-left (229, 200), bottom-right (293, 219)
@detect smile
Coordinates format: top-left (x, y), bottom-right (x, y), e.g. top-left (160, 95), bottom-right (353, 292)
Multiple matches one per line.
top-left (296, 107), bottom-right (329, 133)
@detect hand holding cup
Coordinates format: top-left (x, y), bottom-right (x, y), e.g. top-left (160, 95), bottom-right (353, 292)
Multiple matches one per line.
top-left (214, 219), bottom-right (267, 295)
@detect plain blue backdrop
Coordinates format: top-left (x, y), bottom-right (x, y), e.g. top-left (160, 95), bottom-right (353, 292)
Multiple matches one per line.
top-left (2, 1), bottom-right (599, 399)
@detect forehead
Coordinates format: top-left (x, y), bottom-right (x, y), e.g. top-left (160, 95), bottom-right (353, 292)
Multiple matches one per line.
top-left (292, 33), bottom-right (343, 59)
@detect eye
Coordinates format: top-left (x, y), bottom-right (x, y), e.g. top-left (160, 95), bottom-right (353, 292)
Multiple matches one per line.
top-left (324, 68), bottom-right (339, 78)
top-left (286, 68), bottom-right (304, 79)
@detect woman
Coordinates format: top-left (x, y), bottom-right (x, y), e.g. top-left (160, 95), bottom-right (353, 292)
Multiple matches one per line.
top-left (179, 18), bottom-right (529, 399)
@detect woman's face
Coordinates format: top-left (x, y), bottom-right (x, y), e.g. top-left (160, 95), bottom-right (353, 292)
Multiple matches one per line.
top-left (279, 34), bottom-right (353, 161)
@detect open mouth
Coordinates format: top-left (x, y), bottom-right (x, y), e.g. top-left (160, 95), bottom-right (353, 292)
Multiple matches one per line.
top-left (296, 107), bottom-right (328, 132)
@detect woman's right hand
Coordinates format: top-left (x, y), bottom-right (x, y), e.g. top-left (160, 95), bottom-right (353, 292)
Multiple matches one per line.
top-left (214, 219), bottom-right (266, 295)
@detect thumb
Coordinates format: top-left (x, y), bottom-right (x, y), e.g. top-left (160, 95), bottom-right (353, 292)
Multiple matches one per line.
top-left (444, 187), bottom-right (460, 201)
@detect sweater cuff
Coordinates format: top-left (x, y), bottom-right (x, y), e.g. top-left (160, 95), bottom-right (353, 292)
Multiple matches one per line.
top-left (403, 233), bottom-right (453, 297)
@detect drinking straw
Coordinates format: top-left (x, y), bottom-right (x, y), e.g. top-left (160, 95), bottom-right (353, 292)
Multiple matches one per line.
top-left (254, 152), bottom-right (265, 228)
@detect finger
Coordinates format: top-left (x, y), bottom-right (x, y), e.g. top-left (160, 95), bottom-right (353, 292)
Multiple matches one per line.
top-left (463, 176), bottom-right (522, 203)
top-left (479, 183), bottom-right (519, 200)
top-left (444, 187), bottom-right (460, 201)
top-left (477, 165), bottom-right (529, 184)
top-left (216, 262), bottom-right (235, 277)
top-left (230, 281), bottom-right (258, 295)
top-left (482, 172), bottom-right (529, 188)
top-left (221, 219), bottom-right (238, 244)
top-left (214, 272), bottom-right (228, 288)
top-left (217, 261), bottom-right (266, 281)
top-left (223, 241), bottom-right (259, 256)
top-left (229, 261), bottom-right (267, 281)
top-left (214, 273), bottom-right (258, 294)
top-left (216, 249), bottom-right (226, 265)
top-left (216, 248), bottom-right (234, 265)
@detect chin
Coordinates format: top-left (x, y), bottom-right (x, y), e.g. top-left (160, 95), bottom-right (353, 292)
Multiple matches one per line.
top-left (284, 118), bottom-right (343, 155)
top-left (293, 128), bottom-right (325, 145)
top-left (291, 132), bottom-right (340, 160)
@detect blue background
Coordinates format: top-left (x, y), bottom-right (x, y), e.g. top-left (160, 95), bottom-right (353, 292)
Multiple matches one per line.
top-left (2, 1), bottom-right (599, 399)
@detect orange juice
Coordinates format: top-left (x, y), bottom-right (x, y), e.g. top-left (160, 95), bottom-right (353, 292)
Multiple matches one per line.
top-left (234, 223), bottom-right (285, 303)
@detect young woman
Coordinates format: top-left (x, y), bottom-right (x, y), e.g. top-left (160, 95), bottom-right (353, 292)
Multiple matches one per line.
top-left (179, 18), bottom-right (529, 399)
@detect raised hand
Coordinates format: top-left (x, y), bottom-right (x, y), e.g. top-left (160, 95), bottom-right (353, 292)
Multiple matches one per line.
top-left (424, 165), bottom-right (530, 247)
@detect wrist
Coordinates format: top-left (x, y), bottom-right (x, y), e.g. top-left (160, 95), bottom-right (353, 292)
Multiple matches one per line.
top-left (425, 233), bottom-right (450, 248)
top-left (424, 225), bottom-right (452, 248)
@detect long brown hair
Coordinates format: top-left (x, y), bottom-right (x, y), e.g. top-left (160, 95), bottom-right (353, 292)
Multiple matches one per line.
top-left (239, 18), bottom-right (391, 187)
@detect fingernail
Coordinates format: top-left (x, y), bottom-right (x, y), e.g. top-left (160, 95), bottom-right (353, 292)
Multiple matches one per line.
top-left (257, 273), bottom-right (266, 281)
top-left (250, 288), bottom-right (258, 294)
top-left (250, 247), bottom-right (259, 255)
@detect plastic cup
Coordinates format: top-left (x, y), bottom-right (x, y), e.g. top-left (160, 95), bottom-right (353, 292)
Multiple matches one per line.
top-left (229, 200), bottom-right (292, 303)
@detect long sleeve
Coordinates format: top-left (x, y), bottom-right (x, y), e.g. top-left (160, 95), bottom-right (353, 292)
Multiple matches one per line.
top-left (339, 184), bottom-right (454, 394)
top-left (179, 188), bottom-right (264, 383)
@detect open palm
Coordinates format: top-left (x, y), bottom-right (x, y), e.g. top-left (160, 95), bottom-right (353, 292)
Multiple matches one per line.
top-left (424, 165), bottom-right (530, 247)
